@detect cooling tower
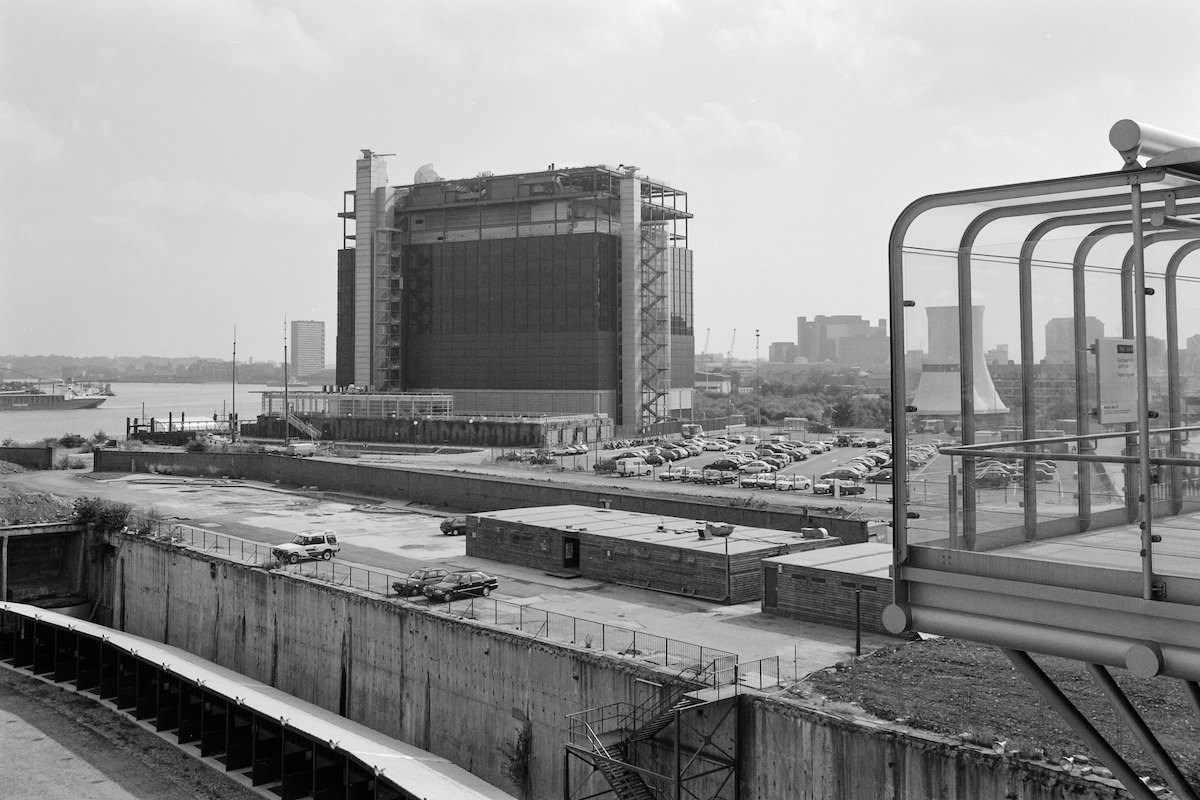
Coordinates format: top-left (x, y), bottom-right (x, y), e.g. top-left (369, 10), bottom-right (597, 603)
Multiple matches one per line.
top-left (911, 305), bottom-right (1008, 416)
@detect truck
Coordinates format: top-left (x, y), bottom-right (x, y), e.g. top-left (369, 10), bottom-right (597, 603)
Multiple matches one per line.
top-left (681, 423), bottom-right (705, 439)
top-left (616, 456), bottom-right (652, 476)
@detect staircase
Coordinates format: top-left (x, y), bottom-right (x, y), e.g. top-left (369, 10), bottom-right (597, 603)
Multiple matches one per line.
top-left (286, 411), bottom-right (321, 440)
top-left (590, 740), bottom-right (655, 800)
top-left (628, 694), bottom-right (703, 743)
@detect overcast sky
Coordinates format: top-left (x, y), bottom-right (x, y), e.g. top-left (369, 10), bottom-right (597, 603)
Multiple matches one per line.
top-left (3, 1), bottom-right (1199, 364)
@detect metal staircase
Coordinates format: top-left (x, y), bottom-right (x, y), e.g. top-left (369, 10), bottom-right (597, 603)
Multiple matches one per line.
top-left (638, 223), bottom-right (670, 429)
top-left (566, 659), bottom-right (736, 800)
top-left (627, 694), bottom-right (704, 743)
top-left (586, 738), bottom-right (655, 800)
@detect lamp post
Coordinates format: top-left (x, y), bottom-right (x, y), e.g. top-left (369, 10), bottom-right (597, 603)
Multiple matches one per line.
top-left (755, 329), bottom-right (761, 432)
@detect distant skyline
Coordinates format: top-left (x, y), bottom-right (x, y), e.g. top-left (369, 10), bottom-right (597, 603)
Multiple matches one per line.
top-left (3, 1), bottom-right (1199, 363)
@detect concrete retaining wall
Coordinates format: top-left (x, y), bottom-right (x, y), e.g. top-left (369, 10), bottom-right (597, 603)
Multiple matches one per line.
top-left (93, 450), bottom-right (869, 541)
top-left (742, 696), bottom-right (1126, 800)
top-left (109, 536), bottom-right (678, 797)
top-left (103, 534), bottom-right (1125, 800)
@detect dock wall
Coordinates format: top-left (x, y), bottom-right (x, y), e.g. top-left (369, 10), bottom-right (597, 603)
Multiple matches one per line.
top-left (103, 534), bottom-right (1124, 800)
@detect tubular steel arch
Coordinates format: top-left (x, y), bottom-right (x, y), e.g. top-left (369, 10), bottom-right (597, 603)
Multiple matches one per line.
top-left (886, 122), bottom-right (1200, 800)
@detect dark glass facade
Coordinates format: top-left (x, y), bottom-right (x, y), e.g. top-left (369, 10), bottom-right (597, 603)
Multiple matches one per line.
top-left (335, 248), bottom-right (356, 387)
top-left (401, 233), bottom-right (621, 390)
top-left (669, 248), bottom-right (695, 386)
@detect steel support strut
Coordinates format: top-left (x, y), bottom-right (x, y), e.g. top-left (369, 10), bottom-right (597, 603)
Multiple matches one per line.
top-left (1002, 649), bottom-right (1157, 800)
top-left (1085, 663), bottom-right (1200, 800)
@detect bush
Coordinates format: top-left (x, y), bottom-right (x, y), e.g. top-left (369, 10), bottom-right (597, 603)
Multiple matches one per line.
top-left (58, 433), bottom-right (87, 448)
top-left (593, 459), bottom-right (616, 474)
top-left (185, 438), bottom-right (209, 453)
top-left (73, 496), bottom-right (132, 533)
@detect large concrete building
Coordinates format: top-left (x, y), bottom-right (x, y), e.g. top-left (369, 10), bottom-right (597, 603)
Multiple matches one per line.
top-left (289, 319), bottom-right (325, 378)
top-left (337, 154), bottom-right (695, 432)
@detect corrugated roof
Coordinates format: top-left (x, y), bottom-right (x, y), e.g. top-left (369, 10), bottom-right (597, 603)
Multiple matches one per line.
top-left (1, 602), bottom-right (518, 800)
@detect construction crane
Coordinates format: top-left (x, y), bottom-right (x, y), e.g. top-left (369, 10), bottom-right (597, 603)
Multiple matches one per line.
top-left (728, 329), bottom-right (736, 360)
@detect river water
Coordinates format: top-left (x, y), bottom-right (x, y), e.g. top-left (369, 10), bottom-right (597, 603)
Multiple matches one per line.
top-left (0, 382), bottom-right (275, 444)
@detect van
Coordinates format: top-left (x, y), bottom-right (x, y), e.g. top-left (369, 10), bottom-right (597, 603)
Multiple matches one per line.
top-left (285, 441), bottom-right (318, 457)
top-left (616, 456), bottom-right (652, 476)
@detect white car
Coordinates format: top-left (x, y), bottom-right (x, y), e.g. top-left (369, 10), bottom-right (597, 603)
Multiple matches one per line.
top-left (702, 441), bottom-right (729, 451)
top-left (774, 475), bottom-right (813, 491)
top-left (272, 530), bottom-right (340, 564)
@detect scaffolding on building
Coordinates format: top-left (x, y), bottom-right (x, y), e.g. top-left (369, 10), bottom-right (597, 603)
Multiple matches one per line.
top-left (374, 226), bottom-right (404, 390)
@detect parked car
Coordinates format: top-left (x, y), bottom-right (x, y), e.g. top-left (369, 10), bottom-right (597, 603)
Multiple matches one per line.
top-left (774, 475), bottom-right (813, 491)
top-left (708, 458), bottom-right (741, 471)
top-left (865, 469), bottom-right (893, 484)
top-left (976, 471), bottom-right (1014, 488)
top-left (423, 570), bottom-right (499, 602)
top-left (821, 467), bottom-right (867, 481)
top-left (440, 517), bottom-right (468, 535)
top-left (272, 530), bottom-right (340, 564)
top-left (675, 467), bottom-right (705, 483)
top-left (392, 567), bottom-right (450, 597)
top-left (738, 460), bottom-right (777, 474)
top-left (702, 469), bottom-right (738, 484)
top-left (813, 479), bottom-right (866, 496)
top-left (702, 441), bottom-right (729, 451)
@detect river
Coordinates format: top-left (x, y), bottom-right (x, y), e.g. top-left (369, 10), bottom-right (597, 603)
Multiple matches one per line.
top-left (0, 382), bottom-right (278, 444)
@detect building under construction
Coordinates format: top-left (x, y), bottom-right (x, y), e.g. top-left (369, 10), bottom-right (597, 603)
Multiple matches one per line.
top-left (337, 156), bottom-right (695, 433)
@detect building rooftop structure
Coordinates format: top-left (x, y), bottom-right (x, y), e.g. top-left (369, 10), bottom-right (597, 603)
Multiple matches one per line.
top-left (476, 504), bottom-right (817, 557)
top-left (885, 119), bottom-right (1200, 800)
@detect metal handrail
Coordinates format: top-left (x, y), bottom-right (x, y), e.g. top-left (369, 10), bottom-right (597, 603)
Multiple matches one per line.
top-left (122, 514), bottom-right (736, 674)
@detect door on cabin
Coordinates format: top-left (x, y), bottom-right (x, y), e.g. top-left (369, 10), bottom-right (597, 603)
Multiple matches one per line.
top-left (764, 567), bottom-right (778, 609)
top-left (563, 537), bottom-right (580, 570)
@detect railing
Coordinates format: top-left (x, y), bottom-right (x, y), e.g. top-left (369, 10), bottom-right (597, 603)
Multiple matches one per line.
top-left (124, 514), bottom-right (736, 673)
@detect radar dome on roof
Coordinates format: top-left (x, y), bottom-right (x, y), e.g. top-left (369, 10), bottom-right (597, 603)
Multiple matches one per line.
top-left (414, 164), bottom-right (442, 184)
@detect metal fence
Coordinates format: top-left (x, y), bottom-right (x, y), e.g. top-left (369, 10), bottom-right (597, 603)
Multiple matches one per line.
top-left (126, 514), bottom-right (739, 675)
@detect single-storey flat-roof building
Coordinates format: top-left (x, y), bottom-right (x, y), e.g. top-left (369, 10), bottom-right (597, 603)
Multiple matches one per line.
top-left (761, 543), bottom-right (893, 634)
top-left (466, 504), bottom-right (842, 604)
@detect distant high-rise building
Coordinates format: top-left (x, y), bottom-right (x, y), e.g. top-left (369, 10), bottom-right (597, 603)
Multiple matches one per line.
top-left (985, 344), bottom-right (1009, 365)
top-left (1045, 316), bottom-right (1103, 365)
top-left (768, 342), bottom-right (798, 364)
top-left (795, 315), bottom-right (887, 365)
top-left (290, 320), bottom-right (325, 378)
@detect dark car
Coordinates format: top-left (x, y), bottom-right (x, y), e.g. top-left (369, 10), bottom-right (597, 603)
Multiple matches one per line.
top-left (392, 567), bottom-right (450, 597)
top-left (423, 570), bottom-right (499, 602)
top-left (440, 516), bottom-right (468, 535)
top-left (865, 469), bottom-right (893, 484)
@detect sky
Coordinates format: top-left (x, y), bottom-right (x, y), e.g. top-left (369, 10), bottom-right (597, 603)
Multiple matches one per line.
top-left (3, 0), bottom-right (1200, 365)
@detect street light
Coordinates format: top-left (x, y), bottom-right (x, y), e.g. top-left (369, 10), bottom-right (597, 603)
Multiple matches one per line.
top-left (755, 329), bottom-right (761, 432)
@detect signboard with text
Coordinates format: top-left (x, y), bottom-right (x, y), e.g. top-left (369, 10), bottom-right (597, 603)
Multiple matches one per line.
top-left (1096, 338), bottom-right (1138, 425)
